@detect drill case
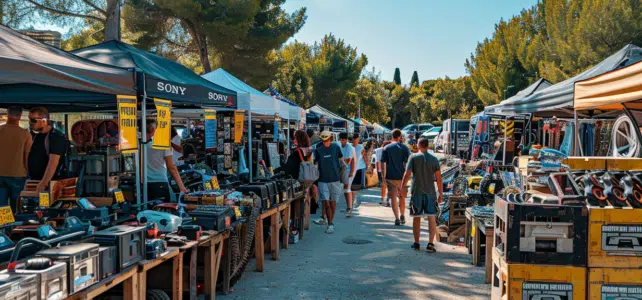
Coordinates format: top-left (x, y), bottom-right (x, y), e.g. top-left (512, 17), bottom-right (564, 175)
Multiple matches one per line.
top-left (235, 184), bottom-right (271, 210)
top-left (190, 206), bottom-right (235, 231)
top-left (94, 225), bottom-right (146, 271)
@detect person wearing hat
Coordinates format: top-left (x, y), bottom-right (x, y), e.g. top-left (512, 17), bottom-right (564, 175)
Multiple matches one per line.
top-left (313, 130), bottom-right (343, 234)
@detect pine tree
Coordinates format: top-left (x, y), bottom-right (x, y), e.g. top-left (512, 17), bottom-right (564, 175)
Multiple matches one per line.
top-left (393, 68), bottom-right (401, 85)
top-left (410, 71), bottom-right (419, 87)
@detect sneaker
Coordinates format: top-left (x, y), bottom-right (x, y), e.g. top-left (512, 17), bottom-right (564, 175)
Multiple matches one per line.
top-left (345, 208), bottom-right (353, 217)
top-left (395, 219), bottom-right (401, 226)
top-left (326, 224), bottom-right (335, 234)
top-left (400, 215), bottom-right (406, 225)
top-left (352, 208), bottom-right (360, 215)
top-left (426, 243), bottom-right (436, 253)
top-left (411, 242), bottom-right (420, 250)
top-left (313, 218), bottom-right (327, 225)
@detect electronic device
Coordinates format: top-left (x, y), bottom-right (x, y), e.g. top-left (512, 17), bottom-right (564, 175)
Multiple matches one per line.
top-left (36, 243), bottom-right (99, 294)
top-left (93, 225), bottom-right (145, 271)
top-left (190, 206), bottom-right (234, 231)
top-left (145, 239), bottom-right (167, 260)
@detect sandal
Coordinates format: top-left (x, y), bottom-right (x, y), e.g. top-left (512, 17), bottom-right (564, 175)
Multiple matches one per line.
top-left (426, 243), bottom-right (436, 253)
top-left (411, 242), bottom-right (420, 250)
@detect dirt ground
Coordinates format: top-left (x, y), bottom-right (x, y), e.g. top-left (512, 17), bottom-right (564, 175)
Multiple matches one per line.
top-left (221, 187), bottom-right (491, 300)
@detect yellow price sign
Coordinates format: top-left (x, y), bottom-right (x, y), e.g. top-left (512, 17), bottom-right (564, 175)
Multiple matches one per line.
top-left (0, 206), bottom-right (15, 225)
top-left (117, 95), bottom-right (138, 153)
top-left (216, 196), bottom-right (224, 206)
top-left (114, 190), bottom-right (125, 203)
top-left (204, 182), bottom-right (213, 190)
top-left (471, 223), bottom-right (476, 238)
top-left (234, 206), bottom-right (242, 218)
top-left (39, 192), bottom-right (50, 207)
top-left (211, 177), bottom-right (220, 190)
top-left (152, 98), bottom-right (172, 150)
top-left (234, 110), bottom-right (245, 143)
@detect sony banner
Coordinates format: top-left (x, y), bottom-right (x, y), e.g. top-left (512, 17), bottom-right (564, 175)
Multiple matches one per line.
top-left (146, 76), bottom-right (236, 108)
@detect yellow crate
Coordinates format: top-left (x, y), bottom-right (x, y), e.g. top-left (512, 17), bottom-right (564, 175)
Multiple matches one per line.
top-left (492, 248), bottom-right (586, 300)
top-left (588, 268), bottom-right (642, 299)
top-left (606, 157), bottom-right (642, 171)
top-left (588, 207), bottom-right (642, 268)
top-left (563, 156), bottom-right (606, 171)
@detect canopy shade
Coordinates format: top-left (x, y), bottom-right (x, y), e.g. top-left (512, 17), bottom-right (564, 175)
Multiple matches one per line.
top-left (201, 68), bottom-right (277, 115)
top-left (373, 123), bottom-right (391, 134)
top-left (484, 78), bottom-right (552, 114)
top-left (495, 44), bottom-right (642, 114)
top-left (0, 24), bottom-right (135, 112)
top-left (263, 86), bottom-right (304, 121)
top-left (574, 60), bottom-right (642, 111)
top-left (307, 105), bottom-right (352, 131)
top-left (73, 41), bottom-right (236, 108)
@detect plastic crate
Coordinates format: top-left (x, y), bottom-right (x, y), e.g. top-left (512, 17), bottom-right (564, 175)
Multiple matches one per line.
top-left (588, 206), bottom-right (642, 268)
top-left (588, 267), bottom-right (642, 299)
top-left (494, 197), bottom-right (588, 266)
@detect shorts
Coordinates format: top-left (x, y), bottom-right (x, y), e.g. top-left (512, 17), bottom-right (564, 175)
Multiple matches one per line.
top-left (351, 169), bottom-right (366, 191)
top-left (318, 181), bottom-right (342, 202)
top-left (409, 194), bottom-right (438, 217)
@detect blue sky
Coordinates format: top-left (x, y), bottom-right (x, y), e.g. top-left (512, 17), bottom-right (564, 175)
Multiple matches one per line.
top-left (283, 0), bottom-right (538, 83)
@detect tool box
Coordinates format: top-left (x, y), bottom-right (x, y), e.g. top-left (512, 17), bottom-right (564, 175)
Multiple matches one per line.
top-left (98, 246), bottom-right (117, 280)
top-left (94, 225), bottom-right (146, 271)
top-left (190, 206), bottom-right (235, 231)
top-left (588, 267), bottom-right (642, 299)
top-left (235, 184), bottom-right (270, 210)
top-left (252, 180), bottom-right (278, 205)
top-left (494, 197), bottom-right (588, 266)
top-left (491, 247), bottom-right (587, 300)
top-left (36, 243), bottom-right (99, 294)
top-left (3, 261), bottom-right (68, 300)
top-left (588, 206), bottom-right (642, 268)
top-left (0, 273), bottom-right (38, 299)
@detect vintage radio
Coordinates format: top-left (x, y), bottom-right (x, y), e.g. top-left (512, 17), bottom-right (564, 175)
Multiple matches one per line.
top-left (145, 239), bottom-right (167, 260)
top-left (93, 225), bottom-right (146, 271)
top-left (36, 243), bottom-right (99, 294)
top-left (491, 247), bottom-right (587, 300)
top-left (98, 246), bottom-right (117, 280)
top-left (235, 184), bottom-right (270, 210)
top-left (177, 225), bottom-right (202, 241)
top-left (494, 197), bottom-right (588, 266)
top-left (190, 206), bottom-right (235, 231)
top-left (588, 206), bottom-right (642, 268)
top-left (0, 273), bottom-right (38, 299)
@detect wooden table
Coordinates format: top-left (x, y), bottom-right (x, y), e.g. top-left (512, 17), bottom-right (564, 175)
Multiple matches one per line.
top-left (465, 208), bottom-right (495, 284)
top-left (289, 195), bottom-right (306, 240)
top-left (254, 199), bottom-right (291, 272)
top-left (65, 265), bottom-right (138, 300)
top-left (137, 248), bottom-right (181, 299)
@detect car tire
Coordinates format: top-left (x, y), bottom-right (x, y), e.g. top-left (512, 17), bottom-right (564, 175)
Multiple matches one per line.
top-left (146, 289), bottom-right (170, 300)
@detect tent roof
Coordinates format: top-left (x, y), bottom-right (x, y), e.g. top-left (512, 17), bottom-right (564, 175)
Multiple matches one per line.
top-left (73, 41), bottom-right (236, 108)
top-left (307, 105), bottom-right (347, 122)
top-left (485, 78), bottom-right (552, 114)
top-left (574, 59), bottom-right (642, 111)
top-left (201, 68), bottom-right (277, 115)
top-left (0, 24), bottom-right (135, 112)
top-left (497, 44), bottom-right (642, 114)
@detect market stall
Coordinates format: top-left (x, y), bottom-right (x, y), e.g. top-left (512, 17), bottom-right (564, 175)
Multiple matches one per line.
top-left (307, 105), bottom-right (353, 133)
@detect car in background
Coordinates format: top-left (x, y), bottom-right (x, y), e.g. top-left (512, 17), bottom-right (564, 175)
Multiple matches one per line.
top-left (436, 119), bottom-right (471, 158)
top-left (401, 123), bottom-right (433, 140)
top-left (420, 127), bottom-right (442, 148)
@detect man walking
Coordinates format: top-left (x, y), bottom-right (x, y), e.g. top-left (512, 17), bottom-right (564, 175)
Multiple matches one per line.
top-left (338, 132), bottom-right (356, 216)
top-left (0, 107), bottom-right (32, 211)
top-left (314, 131), bottom-right (343, 233)
top-left (381, 129), bottom-right (411, 226)
top-left (401, 138), bottom-right (443, 252)
top-left (351, 133), bottom-right (367, 212)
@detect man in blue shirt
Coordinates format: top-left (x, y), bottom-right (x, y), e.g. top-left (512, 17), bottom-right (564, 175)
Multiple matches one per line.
top-left (381, 129), bottom-right (411, 226)
top-left (314, 131), bottom-right (343, 234)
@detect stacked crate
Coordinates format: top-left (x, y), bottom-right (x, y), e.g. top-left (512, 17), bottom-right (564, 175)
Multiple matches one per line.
top-left (447, 195), bottom-right (468, 232)
top-left (586, 207), bottom-right (642, 299)
top-left (491, 197), bottom-right (588, 299)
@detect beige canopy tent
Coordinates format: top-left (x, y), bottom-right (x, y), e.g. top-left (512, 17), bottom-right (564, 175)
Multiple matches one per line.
top-left (575, 60), bottom-right (642, 111)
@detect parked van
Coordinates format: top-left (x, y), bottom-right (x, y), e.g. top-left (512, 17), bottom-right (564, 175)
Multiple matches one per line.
top-left (436, 119), bottom-right (471, 158)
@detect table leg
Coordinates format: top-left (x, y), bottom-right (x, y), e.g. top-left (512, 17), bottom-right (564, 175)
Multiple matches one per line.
top-left (472, 225), bottom-right (480, 266)
top-left (173, 252), bottom-right (184, 300)
top-left (304, 196), bottom-right (310, 231)
top-left (271, 212), bottom-right (280, 260)
top-left (465, 218), bottom-right (471, 254)
top-left (204, 241), bottom-right (216, 300)
top-left (123, 271), bottom-right (140, 300)
top-left (189, 245), bottom-right (198, 300)
top-left (255, 217), bottom-right (265, 272)
top-left (282, 205), bottom-right (290, 249)
top-left (485, 231), bottom-right (493, 284)
top-left (222, 236), bottom-right (231, 295)
top-left (136, 271), bottom-right (146, 300)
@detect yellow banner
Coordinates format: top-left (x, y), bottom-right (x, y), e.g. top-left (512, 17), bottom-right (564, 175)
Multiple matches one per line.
top-left (204, 109), bottom-right (217, 120)
top-left (153, 98), bottom-right (172, 150)
top-left (234, 110), bottom-right (245, 143)
top-left (117, 95), bottom-right (138, 153)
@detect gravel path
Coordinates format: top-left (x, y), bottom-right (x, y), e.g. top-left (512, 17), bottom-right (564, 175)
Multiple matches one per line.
top-left (221, 187), bottom-right (491, 300)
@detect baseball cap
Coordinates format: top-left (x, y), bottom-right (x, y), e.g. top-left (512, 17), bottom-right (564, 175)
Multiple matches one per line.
top-left (320, 131), bottom-right (332, 141)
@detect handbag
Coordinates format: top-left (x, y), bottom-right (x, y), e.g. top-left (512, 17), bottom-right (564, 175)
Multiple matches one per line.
top-left (366, 168), bottom-right (379, 188)
top-left (297, 148), bottom-right (319, 184)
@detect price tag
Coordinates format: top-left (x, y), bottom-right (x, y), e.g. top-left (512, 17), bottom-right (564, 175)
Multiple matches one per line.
top-left (39, 192), bottom-right (50, 207)
top-left (0, 206), bottom-right (15, 225)
top-left (216, 196), bottom-right (224, 206)
top-left (114, 190), bottom-right (125, 203)
top-left (234, 207), bottom-right (242, 218)
top-left (204, 182), bottom-right (213, 190)
top-left (471, 223), bottom-right (476, 238)
top-left (211, 177), bottom-right (220, 190)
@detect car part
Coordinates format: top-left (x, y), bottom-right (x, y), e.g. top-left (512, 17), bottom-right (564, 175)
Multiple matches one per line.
top-left (583, 173), bottom-right (608, 207)
top-left (602, 172), bottom-right (628, 207)
top-left (622, 173), bottom-right (642, 208)
top-left (94, 225), bottom-right (146, 271)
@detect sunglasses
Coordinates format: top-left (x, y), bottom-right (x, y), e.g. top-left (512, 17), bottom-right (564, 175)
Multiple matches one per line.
top-left (29, 117), bottom-right (46, 124)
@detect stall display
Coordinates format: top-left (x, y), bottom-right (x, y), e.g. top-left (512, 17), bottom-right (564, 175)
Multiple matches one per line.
top-left (93, 225), bottom-right (146, 272)
top-left (36, 243), bottom-right (100, 294)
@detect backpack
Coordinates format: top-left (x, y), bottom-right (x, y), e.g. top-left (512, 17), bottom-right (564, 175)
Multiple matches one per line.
top-left (297, 148), bottom-right (319, 183)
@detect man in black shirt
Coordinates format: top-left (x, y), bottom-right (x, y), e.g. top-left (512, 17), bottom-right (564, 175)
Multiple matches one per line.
top-left (28, 107), bottom-right (67, 193)
top-left (381, 129), bottom-right (411, 226)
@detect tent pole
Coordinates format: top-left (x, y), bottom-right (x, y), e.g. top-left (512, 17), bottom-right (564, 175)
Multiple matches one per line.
top-left (573, 111), bottom-right (577, 156)
top-left (503, 116), bottom-right (507, 165)
top-left (248, 109), bottom-right (253, 182)
top-left (141, 73), bottom-right (148, 207)
top-left (287, 118), bottom-right (291, 157)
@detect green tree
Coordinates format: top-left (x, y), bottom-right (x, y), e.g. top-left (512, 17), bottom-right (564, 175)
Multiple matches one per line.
top-left (270, 41), bottom-right (315, 108)
top-left (311, 34), bottom-right (368, 113)
top-left (410, 71), bottom-right (419, 87)
top-left (393, 67), bottom-right (401, 85)
top-left (346, 72), bottom-right (391, 124)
